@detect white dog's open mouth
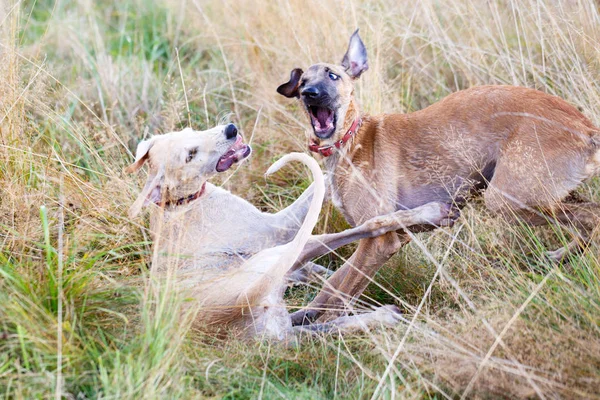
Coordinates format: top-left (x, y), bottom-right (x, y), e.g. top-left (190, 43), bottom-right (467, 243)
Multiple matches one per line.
top-left (216, 136), bottom-right (251, 172)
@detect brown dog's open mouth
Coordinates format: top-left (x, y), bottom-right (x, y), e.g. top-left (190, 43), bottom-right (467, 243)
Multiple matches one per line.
top-left (216, 136), bottom-right (251, 172)
top-left (308, 105), bottom-right (336, 138)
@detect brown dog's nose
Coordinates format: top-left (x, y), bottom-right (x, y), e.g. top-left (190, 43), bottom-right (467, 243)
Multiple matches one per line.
top-left (224, 123), bottom-right (238, 140)
top-left (301, 86), bottom-right (320, 98)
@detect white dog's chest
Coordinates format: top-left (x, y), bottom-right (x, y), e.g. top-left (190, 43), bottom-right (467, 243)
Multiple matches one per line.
top-left (154, 187), bottom-right (297, 270)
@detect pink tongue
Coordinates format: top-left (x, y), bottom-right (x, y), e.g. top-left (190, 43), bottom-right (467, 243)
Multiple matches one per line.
top-left (216, 157), bottom-right (234, 172)
top-left (316, 108), bottom-right (332, 128)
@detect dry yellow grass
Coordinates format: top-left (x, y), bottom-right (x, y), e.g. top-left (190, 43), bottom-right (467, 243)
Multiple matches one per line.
top-left (1, 0), bottom-right (599, 398)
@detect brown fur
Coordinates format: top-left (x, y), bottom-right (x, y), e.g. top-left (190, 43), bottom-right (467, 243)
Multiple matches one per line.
top-left (278, 32), bottom-right (600, 324)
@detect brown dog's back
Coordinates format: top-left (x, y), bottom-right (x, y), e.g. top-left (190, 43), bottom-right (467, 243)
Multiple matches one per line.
top-left (341, 86), bottom-right (600, 221)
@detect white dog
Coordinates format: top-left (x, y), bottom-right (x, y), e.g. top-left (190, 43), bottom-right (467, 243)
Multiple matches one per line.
top-left (126, 124), bottom-right (452, 339)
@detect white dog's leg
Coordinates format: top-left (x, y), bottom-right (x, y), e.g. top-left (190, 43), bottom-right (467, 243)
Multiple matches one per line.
top-left (286, 261), bottom-right (333, 285)
top-left (292, 202), bottom-right (456, 270)
top-left (292, 305), bottom-right (403, 334)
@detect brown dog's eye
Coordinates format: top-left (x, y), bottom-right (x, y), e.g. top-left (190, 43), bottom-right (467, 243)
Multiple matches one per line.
top-left (186, 148), bottom-right (198, 163)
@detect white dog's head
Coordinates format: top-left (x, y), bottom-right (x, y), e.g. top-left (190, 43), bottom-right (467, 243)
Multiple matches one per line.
top-left (125, 124), bottom-right (251, 217)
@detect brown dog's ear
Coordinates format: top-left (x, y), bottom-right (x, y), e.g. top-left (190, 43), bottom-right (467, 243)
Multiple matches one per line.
top-left (341, 29), bottom-right (368, 79)
top-left (277, 68), bottom-right (304, 98)
top-left (124, 137), bottom-right (157, 173)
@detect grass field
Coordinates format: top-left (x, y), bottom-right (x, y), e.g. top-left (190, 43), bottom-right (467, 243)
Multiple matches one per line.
top-left (1, 0), bottom-right (600, 398)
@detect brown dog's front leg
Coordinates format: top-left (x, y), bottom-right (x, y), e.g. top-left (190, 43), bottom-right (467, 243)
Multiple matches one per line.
top-left (290, 245), bottom-right (364, 326)
top-left (291, 232), bottom-right (408, 325)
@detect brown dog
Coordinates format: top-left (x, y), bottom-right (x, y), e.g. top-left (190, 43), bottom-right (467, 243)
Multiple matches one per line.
top-left (277, 29), bottom-right (600, 324)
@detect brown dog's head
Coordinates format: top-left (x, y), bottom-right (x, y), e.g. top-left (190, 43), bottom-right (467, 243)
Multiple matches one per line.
top-left (277, 29), bottom-right (368, 143)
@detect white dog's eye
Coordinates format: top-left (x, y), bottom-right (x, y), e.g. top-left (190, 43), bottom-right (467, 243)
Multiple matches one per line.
top-left (186, 148), bottom-right (198, 163)
top-left (329, 72), bottom-right (339, 81)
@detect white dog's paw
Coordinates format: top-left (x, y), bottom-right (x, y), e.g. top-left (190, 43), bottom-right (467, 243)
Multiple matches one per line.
top-left (287, 262), bottom-right (333, 285)
top-left (370, 305), bottom-right (403, 327)
top-left (416, 202), bottom-right (459, 227)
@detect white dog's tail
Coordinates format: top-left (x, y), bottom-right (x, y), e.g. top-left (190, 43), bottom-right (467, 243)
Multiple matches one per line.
top-left (196, 153), bottom-right (325, 327)
top-left (233, 153), bottom-right (326, 312)
top-left (265, 152), bottom-right (326, 252)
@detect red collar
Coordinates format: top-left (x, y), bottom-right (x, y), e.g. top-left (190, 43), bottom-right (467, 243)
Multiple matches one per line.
top-left (308, 117), bottom-right (362, 157)
top-left (163, 181), bottom-right (207, 208)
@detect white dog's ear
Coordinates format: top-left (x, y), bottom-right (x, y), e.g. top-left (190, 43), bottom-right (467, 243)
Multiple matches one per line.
top-left (128, 167), bottom-right (164, 218)
top-left (124, 137), bottom-right (157, 174)
top-left (341, 29), bottom-right (368, 79)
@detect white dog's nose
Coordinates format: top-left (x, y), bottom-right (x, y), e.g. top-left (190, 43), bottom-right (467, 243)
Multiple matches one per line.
top-left (224, 124), bottom-right (238, 140)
